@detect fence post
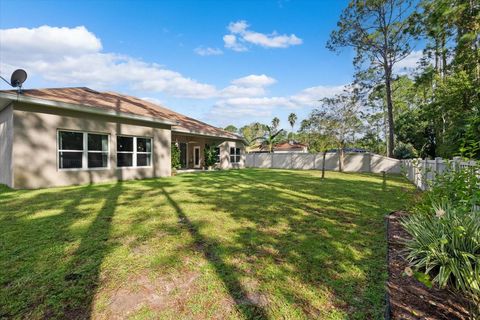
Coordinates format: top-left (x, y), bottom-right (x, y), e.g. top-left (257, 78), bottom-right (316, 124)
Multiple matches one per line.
top-left (452, 156), bottom-right (461, 171)
top-left (367, 152), bottom-right (372, 173)
top-left (416, 158), bottom-right (421, 189)
top-left (421, 158), bottom-right (427, 190)
top-left (434, 157), bottom-right (442, 180)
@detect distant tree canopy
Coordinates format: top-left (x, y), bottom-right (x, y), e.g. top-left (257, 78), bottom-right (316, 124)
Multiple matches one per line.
top-left (224, 125), bottom-right (238, 133)
top-left (239, 119), bottom-right (286, 153)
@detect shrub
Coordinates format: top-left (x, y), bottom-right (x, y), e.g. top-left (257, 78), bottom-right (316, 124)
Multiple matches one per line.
top-left (204, 145), bottom-right (218, 168)
top-left (171, 143), bottom-right (181, 169)
top-left (425, 161), bottom-right (480, 213)
top-left (402, 202), bottom-right (480, 315)
top-left (393, 141), bottom-right (418, 159)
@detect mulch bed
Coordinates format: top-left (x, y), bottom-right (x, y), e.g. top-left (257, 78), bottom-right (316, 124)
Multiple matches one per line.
top-left (386, 211), bottom-right (471, 320)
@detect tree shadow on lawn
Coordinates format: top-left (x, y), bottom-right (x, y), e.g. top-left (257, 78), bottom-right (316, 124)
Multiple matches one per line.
top-left (172, 169), bottom-right (412, 318)
top-left (0, 170), bottom-right (411, 319)
top-left (157, 184), bottom-right (270, 319)
top-left (0, 182), bottom-right (122, 319)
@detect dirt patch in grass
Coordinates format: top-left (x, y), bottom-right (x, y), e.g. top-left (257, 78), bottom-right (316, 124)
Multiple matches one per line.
top-left (386, 211), bottom-right (471, 320)
top-left (102, 271), bottom-right (200, 319)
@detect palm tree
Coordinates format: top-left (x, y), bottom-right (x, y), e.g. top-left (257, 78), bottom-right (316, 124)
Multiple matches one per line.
top-left (265, 127), bottom-right (283, 153)
top-left (272, 117), bottom-right (280, 129)
top-left (288, 113), bottom-right (297, 142)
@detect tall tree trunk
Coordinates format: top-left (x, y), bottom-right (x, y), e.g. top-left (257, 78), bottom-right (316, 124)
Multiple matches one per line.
top-left (441, 32), bottom-right (447, 79)
top-left (384, 68), bottom-right (395, 158)
top-left (338, 146), bottom-right (345, 172)
top-left (434, 37), bottom-right (440, 74)
top-left (321, 151), bottom-right (327, 179)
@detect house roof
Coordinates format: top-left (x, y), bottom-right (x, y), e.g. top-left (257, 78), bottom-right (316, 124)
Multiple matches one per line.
top-left (274, 141), bottom-right (308, 151)
top-left (0, 87), bottom-right (243, 141)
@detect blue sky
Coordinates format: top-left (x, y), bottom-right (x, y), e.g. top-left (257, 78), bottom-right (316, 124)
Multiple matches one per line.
top-left (1, 0), bottom-right (362, 129)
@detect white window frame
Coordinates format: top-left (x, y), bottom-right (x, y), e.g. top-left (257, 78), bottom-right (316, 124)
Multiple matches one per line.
top-left (116, 135), bottom-right (153, 168)
top-left (229, 147), bottom-right (241, 164)
top-left (57, 130), bottom-right (110, 171)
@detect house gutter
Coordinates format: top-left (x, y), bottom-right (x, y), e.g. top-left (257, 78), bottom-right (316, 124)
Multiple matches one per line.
top-left (0, 92), bottom-right (177, 126)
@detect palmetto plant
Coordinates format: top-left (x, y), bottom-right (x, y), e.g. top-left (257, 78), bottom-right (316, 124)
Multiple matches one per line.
top-left (402, 202), bottom-right (480, 316)
top-left (245, 119), bottom-right (284, 153)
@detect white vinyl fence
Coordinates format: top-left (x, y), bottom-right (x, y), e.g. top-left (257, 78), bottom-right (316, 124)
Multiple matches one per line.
top-left (401, 157), bottom-right (479, 191)
top-left (245, 152), bottom-right (402, 174)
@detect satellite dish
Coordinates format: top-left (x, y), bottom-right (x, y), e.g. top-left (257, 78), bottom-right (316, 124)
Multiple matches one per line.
top-left (10, 69), bottom-right (27, 88)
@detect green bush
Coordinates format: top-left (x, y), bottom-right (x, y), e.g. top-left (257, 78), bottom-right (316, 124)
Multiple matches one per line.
top-left (171, 143), bottom-right (181, 169)
top-left (393, 141), bottom-right (418, 159)
top-left (425, 161), bottom-right (480, 213)
top-left (402, 202), bottom-right (480, 313)
top-left (404, 160), bottom-right (480, 316)
top-left (204, 145), bottom-right (218, 167)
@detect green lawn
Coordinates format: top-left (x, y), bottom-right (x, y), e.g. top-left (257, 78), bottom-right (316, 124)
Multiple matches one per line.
top-left (0, 169), bottom-right (414, 319)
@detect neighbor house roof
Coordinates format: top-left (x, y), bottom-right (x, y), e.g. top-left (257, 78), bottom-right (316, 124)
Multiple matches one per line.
top-left (0, 87), bottom-right (243, 141)
top-left (274, 141), bottom-right (308, 151)
top-left (248, 141), bottom-right (308, 153)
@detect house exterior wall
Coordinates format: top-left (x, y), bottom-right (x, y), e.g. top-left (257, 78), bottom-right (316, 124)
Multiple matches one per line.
top-left (218, 140), bottom-right (245, 169)
top-left (12, 103), bottom-right (171, 189)
top-left (0, 104), bottom-right (13, 187)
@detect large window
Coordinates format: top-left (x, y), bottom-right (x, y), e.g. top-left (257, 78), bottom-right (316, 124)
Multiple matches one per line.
top-left (58, 131), bottom-right (109, 169)
top-left (229, 147), bottom-right (241, 163)
top-left (117, 136), bottom-right (152, 167)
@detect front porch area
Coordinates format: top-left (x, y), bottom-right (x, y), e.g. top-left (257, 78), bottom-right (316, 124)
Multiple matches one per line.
top-left (172, 132), bottom-right (245, 170)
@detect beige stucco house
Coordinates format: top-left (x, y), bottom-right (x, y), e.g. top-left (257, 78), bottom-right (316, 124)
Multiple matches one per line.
top-left (0, 87), bottom-right (245, 189)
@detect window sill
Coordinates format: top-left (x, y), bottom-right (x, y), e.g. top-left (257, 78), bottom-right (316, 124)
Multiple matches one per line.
top-left (58, 167), bottom-right (110, 172)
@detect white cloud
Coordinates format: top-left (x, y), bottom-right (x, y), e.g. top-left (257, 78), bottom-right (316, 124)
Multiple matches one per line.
top-left (393, 50), bottom-right (423, 75)
top-left (210, 84), bottom-right (347, 121)
top-left (227, 21), bottom-right (249, 34)
top-left (0, 25), bottom-right (216, 98)
top-left (220, 85), bottom-right (267, 98)
top-left (142, 97), bottom-right (164, 105)
top-left (224, 20), bottom-right (303, 51)
top-left (242, 31), bottom-right (302, 48)
top-left (231, 74), bottom-right (276, 87)
top-left (219, 74), bottom-right (277, 98)
top-left (223, 34), bottom-right (248, 52)
top-left (0, 26), bottom-right (102, 59)
top-left (218, 96), bottom-right (295, 108)
top-left (194, 46), bottom-right (223, 56)
top-left (290, 85), bottom-right (346, 106)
